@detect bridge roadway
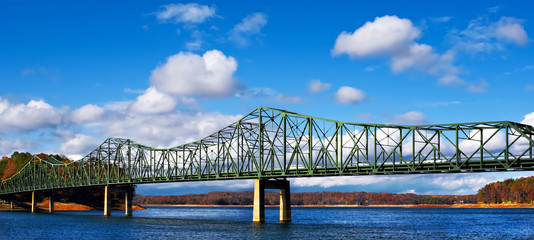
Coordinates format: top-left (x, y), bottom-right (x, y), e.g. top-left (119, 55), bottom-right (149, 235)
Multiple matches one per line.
top-left (1, 107), bottom-right (534, 222)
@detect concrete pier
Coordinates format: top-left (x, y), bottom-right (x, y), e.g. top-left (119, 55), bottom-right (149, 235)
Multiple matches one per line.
top-left (253, 179), bottom-right (291, 223)
top-left (125, 191), bottom-right (133, 216)
top-left (252, 179), bottom-right (265, 222)
top-left (48, 195), bottom-right (54, 213)
top-left (104, 185), bottom-right (111, 216)
top-left (31, 191), bottom-right (36, 213)
top-left (278, 180), bottom-right (291, 222)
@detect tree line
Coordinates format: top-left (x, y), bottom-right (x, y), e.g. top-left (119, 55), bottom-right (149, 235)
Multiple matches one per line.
top-left (134, 191), bottom-right (477, 205)
top-left (477, 176), bottom-right (534, 203)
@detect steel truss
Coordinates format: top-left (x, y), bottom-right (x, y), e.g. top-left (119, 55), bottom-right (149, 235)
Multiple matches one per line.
top-left (1, 107), bottom-right (534, 195)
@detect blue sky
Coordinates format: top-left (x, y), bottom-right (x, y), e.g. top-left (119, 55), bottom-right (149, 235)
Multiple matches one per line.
top-left (1, 1), bottom-right (533, 195)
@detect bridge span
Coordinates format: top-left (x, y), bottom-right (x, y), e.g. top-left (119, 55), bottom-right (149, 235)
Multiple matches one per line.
top-left (1, 107), bottom-right (534, 222)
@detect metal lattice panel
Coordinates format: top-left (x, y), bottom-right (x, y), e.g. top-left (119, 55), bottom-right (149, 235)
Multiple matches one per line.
top-left (1, 107), bottom-right (534, 195)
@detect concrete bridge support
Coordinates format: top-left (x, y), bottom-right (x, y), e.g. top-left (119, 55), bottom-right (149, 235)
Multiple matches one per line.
top-left (253, 179), bottom-right (291, 223)
top-left (48, 194), bottom-right (54, 213)
top-left (104, 185), bottom-right (111, 216)
top-left (125, 191), bottom-right (133, 216)
top-left (31, 191), bottom-right (36, 213)
top-left (104, 185), bottom-right (134, 216)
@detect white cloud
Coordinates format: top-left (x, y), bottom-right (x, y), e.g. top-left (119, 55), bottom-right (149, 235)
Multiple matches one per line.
top-left (431, 175), bottom-right (490, 193)
top-left (58, 134), bottom-right (100, 157)
top-left (308, 79), bottom-right (331, 93)
top-left (453, 16), bottom-right (529, 53)
top-left (521, 112), bottom-right (534, 126)
top-left (71, 104), bottom-right (105, 124)
top-left (333, 15), bottom-right (421, 58)
top-left (144, 179), bottom-right (253, 191)
top-left (229, 12), bottom-right (268, 46)
top-left (129, 87), bottom-right (177, 115)
top-left (0, 138), bottom-right (33, 157)
top-left (0, 98), bottom-right (62, 133)
top-left (391, 111), bottom-right (427, 124)
top-left (292, 175), bottom-right (418, 188)
top-left (150, 50), bottom-right (239, 98)
top-left (155, 3), bottom-right (216, 24)
top-left (97, 109), bottom-right (242, 148)
top-left (391, 43), bottom-right (438, 73)
top-left (334, 86), bottom-right (366, 104)
top-left (333, 15), bottom-right (463, 87)
top-left (495, 17), bottom-right (529, 45)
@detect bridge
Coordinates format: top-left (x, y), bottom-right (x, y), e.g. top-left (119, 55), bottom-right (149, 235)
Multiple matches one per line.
top-left (1, 106), bottom-right (534, 222)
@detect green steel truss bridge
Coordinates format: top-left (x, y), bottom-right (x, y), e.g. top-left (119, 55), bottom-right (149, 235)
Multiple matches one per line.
top-left (1, 107), bottom-right (534, 221)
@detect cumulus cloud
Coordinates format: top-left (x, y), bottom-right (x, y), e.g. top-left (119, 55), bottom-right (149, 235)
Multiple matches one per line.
top-left (332, 15), bottom-right (486, 90)
top-left (332, 15), bottom-right (421, 58)
top-left (58, 134), bottom-right (100, 158)
top-left (431, 175), bottom-right (491, 194)
top-left (150, 50), bottom-right (239, 98)
top-left (334, 86), bottom-right (366, 104)
top-left (0, 97), bottom-right (62, 133)
top-left (390, 111), bottom-right (427, 124)
top-left (522, 113), bottom-right (534, 126)
top-left (129, 87), bottom-right (177, 115)
top-left (308, 79), bottom-right (331, 93)
top-left (96, 108), bottom-right (242, 148)
top-left (229, 12), bottom-right (268, 46)
top-left (155, 3), bottom-right (216, 24)
top-left (0, 138), bottom-right (33, 157)
top-left (391, 43), bottom-right (438, 73)
top-left (453, 16), bottom-right (529, 53)
top-left (71, 104), bottom-right (105, 124)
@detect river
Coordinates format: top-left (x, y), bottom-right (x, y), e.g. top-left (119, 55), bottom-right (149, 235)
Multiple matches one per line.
top-left (1, 206), bottom-right (533, 239)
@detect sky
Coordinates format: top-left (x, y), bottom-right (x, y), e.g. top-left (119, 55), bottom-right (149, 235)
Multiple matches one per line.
top-left (1, 1), bottom-right (533, 195)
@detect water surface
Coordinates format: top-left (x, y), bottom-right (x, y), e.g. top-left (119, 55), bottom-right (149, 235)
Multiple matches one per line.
top-left (1, 207), bottom-right (533, 239)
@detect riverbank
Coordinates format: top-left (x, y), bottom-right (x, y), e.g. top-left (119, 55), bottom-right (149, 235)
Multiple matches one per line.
top-left (0, 200), bottom-right (146, 211)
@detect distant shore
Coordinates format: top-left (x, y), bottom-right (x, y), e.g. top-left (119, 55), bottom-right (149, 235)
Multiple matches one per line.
top-left (3, 202), bottom-right (533, 211)
top-left (0, 200), bottom-right (146, 212)
top-left (141, 203), bottom-right (534, 208)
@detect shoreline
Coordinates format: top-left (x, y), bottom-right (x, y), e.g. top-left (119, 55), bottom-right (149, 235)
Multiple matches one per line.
top-left (3, 202), bottom-right (533, 211)
top-left (141, 203), bottom-right (534, 208)
top-left (0, 201), bottom-right (146, 212)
